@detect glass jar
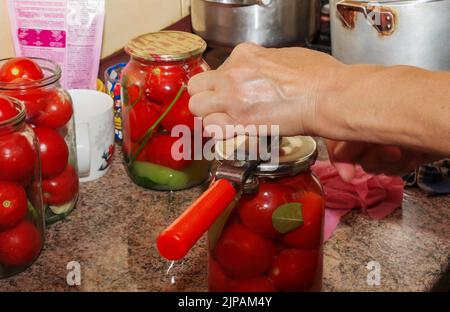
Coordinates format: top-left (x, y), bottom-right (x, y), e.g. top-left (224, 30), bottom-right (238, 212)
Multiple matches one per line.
top-left (0, 58), bottom-right (79, 225)
top-left (208, 136), bottom-right (324, 292)
top-left (121, 31), bottom-right (210, 191)
top-left (0, 96), bottom-right (44, 278)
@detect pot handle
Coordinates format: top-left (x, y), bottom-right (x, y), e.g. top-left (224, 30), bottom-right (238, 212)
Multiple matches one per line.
top-left (336, 0), bottom-right (396, 35)
top-left (203, 0), bottom-right (272, 6)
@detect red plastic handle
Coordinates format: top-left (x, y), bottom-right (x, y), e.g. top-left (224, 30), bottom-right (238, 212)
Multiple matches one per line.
top-left (157, 179), bottom-right (237, 261)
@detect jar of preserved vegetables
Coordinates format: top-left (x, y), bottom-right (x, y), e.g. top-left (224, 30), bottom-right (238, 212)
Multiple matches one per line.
top-left (0, 95), bottom-right (44, 278)
top-left (0, 57), bottom-right (79, 224)
top-left (157, 135), bottom-right (324, 292)
top-left (121, 31), bottom-right (210, 191)
top-left (208, 136), bottom-right (324, 292)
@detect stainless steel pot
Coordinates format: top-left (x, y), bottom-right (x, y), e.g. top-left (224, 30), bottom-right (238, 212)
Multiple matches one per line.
top-left (330, 0), bottom-right (450, 70)
top-left (191, 0), bottom-right (321, 48)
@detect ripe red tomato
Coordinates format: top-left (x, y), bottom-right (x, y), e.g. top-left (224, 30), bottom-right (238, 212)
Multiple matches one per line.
top-left (281, 191), bottom-right (324, 249)
top-left (208, 256), bottom-right (230, 292)
top-left (281, 173), bottom-right (323, 195)
top-left (0, 58), bottom-right (44, 82)
top-left (0, 220), bottom-right (42, 267)
top-left (122, 61), bottom-right (147, 106)
top-left (238, 182), bottom-right (293, 239)
top-left (146, 133), bottom-right (193, 170)
top-left (145, 65), bottom-right (187, 103)
top-left (269, 248), bottom-right (319, 291)
top-left (0, 132), bottom-right (36, 183)
top-left (214, 223), bottom-right (275, 279)
top-left (0, 182), bottom-right (27, 231)
top-left (8, 87), bottom-right (49, 120)
top-left (42, 164), bottom-right (79, 205)
top-left (34, 127), bottom-right (69, 179)
top-left (125, 100), bottom-right (161, 142)
top-left (188, 62), bottom-right (207, 78)
top-left (0, 96), bottom-right (18, 122)
top-left (33, 90), bottom-right (73, 128)
top-left (161, 90), bottom-right (195, 132)
top-left (228, 276), bottom-right (276, 292)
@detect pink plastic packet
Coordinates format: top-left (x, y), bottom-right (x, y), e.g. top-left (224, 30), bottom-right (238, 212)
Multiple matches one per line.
top-left (7, 0), bottom-right (105, 90)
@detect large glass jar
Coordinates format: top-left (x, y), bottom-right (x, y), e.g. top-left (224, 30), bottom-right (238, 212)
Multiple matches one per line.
top-left (0, 58), bottom-right (79, 224)
top-left (121, 31), bottom-right (210, 191)
top-left (0, 96), bottom-right (44, 278)
top-left (208, 136), bottom-right (324, 292)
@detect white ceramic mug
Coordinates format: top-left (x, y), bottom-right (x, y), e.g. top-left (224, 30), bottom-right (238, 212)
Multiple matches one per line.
top-left (69, 89), bottom-right (115, 182)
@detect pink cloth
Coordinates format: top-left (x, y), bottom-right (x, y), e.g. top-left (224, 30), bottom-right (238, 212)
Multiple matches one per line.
top-left (312, 160), bottom-right (404, 241)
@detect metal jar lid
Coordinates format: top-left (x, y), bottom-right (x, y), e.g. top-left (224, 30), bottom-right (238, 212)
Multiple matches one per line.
top-left (215, 135), bottom-right (318, 178)
top-left (125, 31), bottom-right (207, 62)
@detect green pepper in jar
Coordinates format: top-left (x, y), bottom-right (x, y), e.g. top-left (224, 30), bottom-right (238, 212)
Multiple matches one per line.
top-left (131, 160), bottom-right (210, 191)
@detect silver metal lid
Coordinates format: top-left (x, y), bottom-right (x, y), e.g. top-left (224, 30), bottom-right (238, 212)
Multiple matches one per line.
top-left (215, 135), bottom-right (318, 178)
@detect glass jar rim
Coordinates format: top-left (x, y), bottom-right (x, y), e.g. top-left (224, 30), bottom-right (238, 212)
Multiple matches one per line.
top-left (0, 95), bottom-right (26, 129)
top-left (0, 57), bottom-right (62, 90)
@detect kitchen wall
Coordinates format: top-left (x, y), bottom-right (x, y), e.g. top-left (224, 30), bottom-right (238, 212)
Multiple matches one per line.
top-left (0, 0), bottom-right (191, 59)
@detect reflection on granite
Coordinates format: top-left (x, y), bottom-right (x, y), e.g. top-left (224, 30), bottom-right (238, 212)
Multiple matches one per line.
top-left (0, 147), bottom-right (449, 291)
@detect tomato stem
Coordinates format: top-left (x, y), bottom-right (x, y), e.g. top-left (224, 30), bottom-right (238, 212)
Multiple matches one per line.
top-left (124, 83), bottom-right (144, 114)
top-left (128, 84), bottom-right (186, 166)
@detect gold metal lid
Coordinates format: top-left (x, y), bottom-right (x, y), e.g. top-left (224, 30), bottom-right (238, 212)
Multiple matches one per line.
top-left (215, 135), bottom-right (318, 178)
top-left (125, 31), bottom-right (207, 62)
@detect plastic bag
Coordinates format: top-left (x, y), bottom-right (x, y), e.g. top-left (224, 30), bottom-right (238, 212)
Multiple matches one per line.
top-left (7, 0), bottom-right (105, 90)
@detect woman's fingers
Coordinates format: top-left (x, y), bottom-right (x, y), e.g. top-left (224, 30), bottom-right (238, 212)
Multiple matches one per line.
top-left (333, 141), bottom-right (367, 163)
top-left (189, 91), bottom-right (224, 118)
top-left (188, 70), bottom-right (220, 95)
top-left (334, 162), bottom-right (357, 182)
top-left (202, 113), bottom-right (239, 139)
top-left (326, 140), bottom-right (357, 181)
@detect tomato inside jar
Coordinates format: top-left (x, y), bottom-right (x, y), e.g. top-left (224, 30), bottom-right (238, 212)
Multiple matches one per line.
top-left (122, 31), bottom-right (210, 191)
top-left (0, 58), bottom-right (79, 225)
top-left (0, 96), bottom-right (44, 278)
top-left (208, 136), bottom-right (324, 292)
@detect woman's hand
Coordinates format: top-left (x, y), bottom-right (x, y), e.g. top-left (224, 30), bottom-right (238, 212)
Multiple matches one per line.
top-left (188, 42), bottom-right (345, 138)
top-left (326, 140), bottom-right (438, 181)
top-left (188, 42), bottom-right (450, 174)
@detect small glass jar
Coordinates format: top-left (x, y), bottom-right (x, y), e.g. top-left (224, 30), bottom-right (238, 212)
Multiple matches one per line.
top-left (208, 136), bottom-right (324, 292)
top-left (0, 96), bottom-right (44, 278)
top-left (121, 31), bottom-right (210, 191)
top-left (0, 58), bottom-right (79, 224)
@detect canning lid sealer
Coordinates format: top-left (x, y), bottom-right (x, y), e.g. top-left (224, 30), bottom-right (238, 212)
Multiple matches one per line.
top-left (156, 135), bottom-right (318, 261)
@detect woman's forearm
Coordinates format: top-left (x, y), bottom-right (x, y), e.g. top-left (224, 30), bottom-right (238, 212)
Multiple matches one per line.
top-left (315, 65), bottom-right (450, 155)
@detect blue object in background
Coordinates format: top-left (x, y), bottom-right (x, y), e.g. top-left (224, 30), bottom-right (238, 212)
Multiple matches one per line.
top-left (105, 63), bottom-right (127, 142)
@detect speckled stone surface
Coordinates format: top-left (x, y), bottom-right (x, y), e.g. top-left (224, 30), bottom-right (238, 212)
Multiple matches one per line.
top-left (0, 146), bottom-right (449, 292)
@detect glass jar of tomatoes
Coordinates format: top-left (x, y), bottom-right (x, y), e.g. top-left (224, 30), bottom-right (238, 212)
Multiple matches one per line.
top-left (0, 96), bottom-right (44, 278)
top-left (0, 58), bottom-right (79, 224)
top-left (208, 136), bottom-right (324, 292)
top-left (121, 31), bottom-right (210, 191)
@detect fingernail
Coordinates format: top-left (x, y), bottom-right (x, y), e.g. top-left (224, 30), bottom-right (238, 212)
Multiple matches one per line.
top-left (334, 162), bottom-right (356, 182)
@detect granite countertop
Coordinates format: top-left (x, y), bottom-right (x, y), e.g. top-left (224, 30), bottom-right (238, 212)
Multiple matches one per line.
top-left (0, 146), bottom-right (449, 292)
